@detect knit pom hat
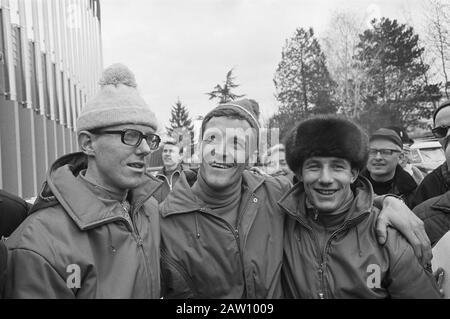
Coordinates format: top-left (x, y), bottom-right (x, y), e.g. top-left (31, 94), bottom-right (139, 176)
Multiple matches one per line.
top-left (201, 98), bottom-right (260, 135)
top-left (284, 114), bottom-right (369, 173)
top-left (76, 63), bottom-right (158, 133)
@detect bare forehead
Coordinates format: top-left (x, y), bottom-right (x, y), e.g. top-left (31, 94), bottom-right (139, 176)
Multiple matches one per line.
top-left (304, 156), bottom-right (350, 165)
top-left (435, 106), bottom-right (450, 126)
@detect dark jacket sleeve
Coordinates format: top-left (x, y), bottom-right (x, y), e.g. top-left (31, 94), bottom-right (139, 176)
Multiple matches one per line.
top-left (411, 170), bottom-right (446, 209)
top-left (413, 198), bottom-right (450, 246)
top-left (385, 229), bottom-right (441, 299)
top-left (0, 190), bottom-right (29, 238)
top-left (160, 248), bottom-right (194, 299)
top-left (3, 248), bottom-right (75, 299)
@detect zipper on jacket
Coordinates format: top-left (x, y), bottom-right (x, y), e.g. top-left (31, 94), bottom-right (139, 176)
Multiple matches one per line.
top-left (199, 207), bottom-right (247, 296)
top-left (130, 201), bottom-right (156, 297)
top-left (294, 212), bottom-right (369, 299)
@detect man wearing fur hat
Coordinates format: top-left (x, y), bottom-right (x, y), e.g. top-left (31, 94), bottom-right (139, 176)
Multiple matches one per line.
top-left (160, 100), bottom-right (433, 299)
top-left (2, 64), bottom-right (162, 298)
top-left (279, 115), bottom-right (440, 298)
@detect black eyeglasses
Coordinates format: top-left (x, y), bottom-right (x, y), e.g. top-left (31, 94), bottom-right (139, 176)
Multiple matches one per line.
top-left (368, 148), bottom-right (401, 157)
top-left (432, 125), bottom-right (450, 138)
top-left (91, 129), bottom-right (161, 150)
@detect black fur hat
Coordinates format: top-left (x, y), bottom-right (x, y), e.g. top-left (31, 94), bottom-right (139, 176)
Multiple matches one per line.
top-left (284, 114), bottom-right (369, 173)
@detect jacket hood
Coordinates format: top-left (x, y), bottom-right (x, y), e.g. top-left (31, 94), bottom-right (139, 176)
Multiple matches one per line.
top-left (31, 152), bottom-right (162, 230)
top-left (278, 175), bottom-right (374, 223)
top-left (160, 169), bottom-right (265, 217)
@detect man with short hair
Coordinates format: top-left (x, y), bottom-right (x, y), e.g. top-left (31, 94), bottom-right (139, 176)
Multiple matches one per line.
top-left (160, 99), bottom-right (433, 299)
top-left (3, 64), bottom-right (162, 298)
top-left (411, 100), bottom-right (450, 208)
top-left (361, 128), bottom-right (417, 206)
top-left (263, 144), bottom-right (294, 182)
top-left (154, 139), bottom-right (183, 202)
top-left (280, 115), bottom-right (440, 298)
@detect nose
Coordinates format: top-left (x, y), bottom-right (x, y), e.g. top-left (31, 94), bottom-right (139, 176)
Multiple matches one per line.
top-left (136, 138), bottom-right (151, 156)
top-left (318, 167), bottom-right (333, 184)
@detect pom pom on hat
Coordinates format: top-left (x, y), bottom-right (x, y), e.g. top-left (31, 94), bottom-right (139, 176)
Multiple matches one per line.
top-left (76, 63), bottom-right (158, 133)
top-left (284, 114), bottom-right (369, 173)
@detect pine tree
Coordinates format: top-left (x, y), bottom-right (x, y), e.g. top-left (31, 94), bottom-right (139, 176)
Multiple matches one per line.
top-left (166, 99), bottom-right (194, 150)
top-left (206, 69), bottom-right (245, 104)
top-left (271, 27), bottom-right (337, 141)
top-left (355, 18), bottom-right (441, 132)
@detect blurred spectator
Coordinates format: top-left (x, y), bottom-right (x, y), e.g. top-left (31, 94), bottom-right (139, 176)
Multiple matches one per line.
top-left (262, 144), bottom-right (294, 182)
top-left (361, 128), bottom-right (417, 206)
top-left (0, 189), bottom-right (29, 238)
top-left (412, 100), bottom-right (450, 208)
top-left (154, 138), bottom-right (183, 203)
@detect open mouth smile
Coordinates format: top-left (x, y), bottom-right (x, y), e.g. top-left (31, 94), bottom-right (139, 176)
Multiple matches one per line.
top-left (209, 161), bottom-right (236, 169)
top-left (127, 162), bottom-right (145, 169)
top-left (314, 189), bottom-right (338, 196)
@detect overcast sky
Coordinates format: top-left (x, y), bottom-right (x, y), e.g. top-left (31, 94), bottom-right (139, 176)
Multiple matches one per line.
top-left (101, 0), bottom-right (424, 131)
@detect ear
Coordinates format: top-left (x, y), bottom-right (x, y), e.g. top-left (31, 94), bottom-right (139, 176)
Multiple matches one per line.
top-left (78, 131), bottom-right (96, 156)
top-left (350, 168), bottom-right (359, 183)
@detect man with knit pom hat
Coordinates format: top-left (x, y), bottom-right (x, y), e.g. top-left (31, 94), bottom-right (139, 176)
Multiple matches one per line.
top-left (279, 115), bottom-right (440, 298)
top-left (2, 64), bottom-right (163, 298)
top-left (159, 100), bottom-right (431, 299)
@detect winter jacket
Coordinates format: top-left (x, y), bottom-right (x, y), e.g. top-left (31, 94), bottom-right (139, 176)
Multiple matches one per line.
top-left (160, 169), bottom-right (291, 299)
top-left (413, 190), bottom-right (450, 246)
top-left (411, 162), bottom-right (450, 209)
top-left (279, 176), bottom-right (441, 299)
top-left (361, 165), bottom-right (417, 207)
top-left (0, 189), bottom-right (30, 238)
top-left (154, 165), bottom-right (182, 203)
top-left (2, 152), bottom-right (162, 298)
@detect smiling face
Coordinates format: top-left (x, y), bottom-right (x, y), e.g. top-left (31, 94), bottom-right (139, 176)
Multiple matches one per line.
top-left (367, 138), bottom-right (401, 182)
top-left (199, 116), bottom-right (255, 191)
top-left (82, 124), bottom-right (154, 194)
top-left (300, 156), bottom-right (358, 214)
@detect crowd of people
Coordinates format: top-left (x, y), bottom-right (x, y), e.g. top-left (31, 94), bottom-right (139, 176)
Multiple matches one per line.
top-left (0, 63), bottom-right (448, 298)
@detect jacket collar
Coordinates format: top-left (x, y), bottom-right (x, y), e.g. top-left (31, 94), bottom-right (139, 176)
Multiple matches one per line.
top-left (42, 152), bottom-right (162, 230)
top-left (429, 190), bottom-right (450, 213)
top-left (278, 175), bottom-right (374, 225)
top-left (160, 169), bottom-right (265, 218)
top-left (156, 164), bottom-right (182, 178)
top-left (361, 165), bottom-right (417, 194)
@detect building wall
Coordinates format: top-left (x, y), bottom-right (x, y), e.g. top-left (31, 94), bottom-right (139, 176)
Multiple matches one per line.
top-left (0, 0), bottom-right (102, 199)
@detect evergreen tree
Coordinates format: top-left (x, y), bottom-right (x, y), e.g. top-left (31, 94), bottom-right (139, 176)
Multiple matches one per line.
top-left (206, 69), bottom-right (245, 104)
top-left (166, 99), bottom-right (194, 152)
top-left (355, 18), bottom-right (441, 132)
top-left (271, 27), bottom-right (337, 141)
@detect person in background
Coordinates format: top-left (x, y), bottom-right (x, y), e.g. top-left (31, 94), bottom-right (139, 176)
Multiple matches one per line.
top-left (361, 128), bottom-right (417, 206)
top-left (0, 189), bottom-right (30, 239)
top-left (411, 100), bottom-right (450, 208)
top-left (154, 138), bottom-right (183, 203)
top-left (263, 144), bottom-right (294, 183)
top-left (280, 115), bottom-right (440, 298)
top-left (2, 64), bottom-right (162, 298)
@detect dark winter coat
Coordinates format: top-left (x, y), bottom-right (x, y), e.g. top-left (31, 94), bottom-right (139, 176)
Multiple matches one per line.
top-left (279, 177), bottom-right (440, 299)
top-left (361, 165), bottom-right (417, 207)
top-left (413, 190), bottom-right (450, 246)
top-left (411, 162), bottom-right (450, 209)
top-left (160, 169), bottom-right (291, 298)
top-left (2, 152), bottom-right (162, 298)
top-left (0, 189), bottom-right (30, 238)
top-left (154, 164), bottom-right (183, 203)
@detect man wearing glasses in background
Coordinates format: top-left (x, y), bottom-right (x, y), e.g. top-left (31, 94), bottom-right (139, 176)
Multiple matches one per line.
top-left (2, 64), bottom-right (163, 298)
top-left (361, 128), bottom-right (417, 207)
top-left (411, 100), bottom-right (450, 208)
